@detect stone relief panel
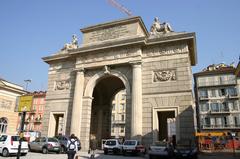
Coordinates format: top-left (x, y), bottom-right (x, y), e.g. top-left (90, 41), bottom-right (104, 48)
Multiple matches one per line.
top-left (143, 43), bottom-right (188, 57)
top-left (77, 47), bottom-right (140, 64)
top-left (0, 98), bottom-right (13, 110)
top-left (153, 70), bottom-right (176, 82)
top-left (54, 80), bottom-right (70, 90)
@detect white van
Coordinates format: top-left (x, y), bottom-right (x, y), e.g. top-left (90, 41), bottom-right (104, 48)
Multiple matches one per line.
top-left (0, 134), bottom-right (28, 157)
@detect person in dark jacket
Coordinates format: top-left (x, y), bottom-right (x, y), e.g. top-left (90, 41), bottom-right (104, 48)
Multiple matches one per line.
top-left (89, 135), bottom-right (97, 158)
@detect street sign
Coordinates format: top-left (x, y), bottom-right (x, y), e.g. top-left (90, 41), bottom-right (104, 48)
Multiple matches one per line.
top-left (18, 95), bottom-right (33, 112)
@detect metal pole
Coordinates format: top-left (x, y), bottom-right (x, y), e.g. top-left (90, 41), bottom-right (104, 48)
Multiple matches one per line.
top-left (16, 111), bottom-right (26, 159)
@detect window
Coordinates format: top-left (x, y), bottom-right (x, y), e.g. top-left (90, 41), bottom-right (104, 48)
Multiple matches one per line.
top-left (211, 103), bottom-right (219, 112)
top-left (200, 103), bottom-right (209, 112)
top-left (112, 114), bottom-right (115, 121)
top-left (112, 104), bottom-right (115, 111)
top-left (227, 87), bottom-right (237, 96)
top-left (234, 116), bottom-right (238, 126)
top-left (233, 101), bottom-right (239, 111)
top-left (221, 102), bottom-right (229, 111)
top-left (111, 127), bottom-right (114, 133)
top-left (0, 135), bottom-right (7, 142)
top-left (219, 89), bottom-right (226, 96)
top-left (120, 125), bottom-right (124, 133)
top-left (121, 115), bottom-right (124, 121)
top-left (204, 117), bottom-right (210, 126)
top-left (222, 117), bottom-right (227, 126)
top-left (199, 90), bottom-right (208, 98)
top-left (121, 94), bottom-right (125, 100)
top-left (210, 89), bottom-right (216, 97)
top-left (120, 104), bottom-right (124, 110)
top-left (0, 118), bottom-right (8, 134)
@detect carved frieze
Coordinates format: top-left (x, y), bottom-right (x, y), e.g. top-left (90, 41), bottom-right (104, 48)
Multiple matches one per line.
top-left (0, 99), bottom-right (13, 110)
top-left (144, 44), bottom-right (188, 57)
top-left (54, 80), bottom-right (70, 90)
top-left (153, 70), bottom-right (176, 82)
top-left (77, 47), bottom-right (140, 64)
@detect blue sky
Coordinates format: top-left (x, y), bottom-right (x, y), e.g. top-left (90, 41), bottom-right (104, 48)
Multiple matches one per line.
top-left (1, 0), bottom-right (240, 91)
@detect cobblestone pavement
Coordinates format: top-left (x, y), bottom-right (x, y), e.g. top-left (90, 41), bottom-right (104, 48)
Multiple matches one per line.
top-left (0, 151), bottom-right (239, 159)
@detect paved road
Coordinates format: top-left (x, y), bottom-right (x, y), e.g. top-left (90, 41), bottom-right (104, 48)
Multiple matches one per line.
top-left (0, 151), bottom-right (239, 159)
top-left (0, 151), bottom-right (145, 159)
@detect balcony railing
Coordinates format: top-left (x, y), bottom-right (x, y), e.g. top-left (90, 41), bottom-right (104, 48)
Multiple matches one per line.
top-left (208, 110), bottom-right (230, 114)
top-left (202, 124), bottom-right (240, 129)
top-left (199, 96), bottom-right (209, 100)
top-left (112, 120), bottom-right (125, 124)
top-left (198, 80), bottom-right (236, 87)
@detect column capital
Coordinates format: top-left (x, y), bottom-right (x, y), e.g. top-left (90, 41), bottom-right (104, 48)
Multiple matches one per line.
top-left (74, 67), bottom-right (85, 73)
top-left (129, 60), bottom-right (142, 67)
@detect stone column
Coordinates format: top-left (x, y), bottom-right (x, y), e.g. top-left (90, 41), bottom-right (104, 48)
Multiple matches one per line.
top-left (70, 68), bottom-right (84, 137)
top-left (131, 61), bottom-right (142, 138)
top-left (96, 109), bottom-right (103, 141)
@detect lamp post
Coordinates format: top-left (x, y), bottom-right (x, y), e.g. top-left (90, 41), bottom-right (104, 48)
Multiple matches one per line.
top-left (24, 79), bottom-right (31, 91)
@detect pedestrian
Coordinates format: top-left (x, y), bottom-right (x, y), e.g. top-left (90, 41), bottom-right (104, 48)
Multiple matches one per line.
top-left (67, 134), bottom-right (78, 159)
top-left (89, 135), bottom-right (97, 159)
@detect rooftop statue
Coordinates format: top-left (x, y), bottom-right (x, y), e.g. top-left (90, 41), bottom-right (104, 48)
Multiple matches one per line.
top-left (62, 34), bottom-right (78, 51)
top-left (150, 17), bottom-right (173, 35)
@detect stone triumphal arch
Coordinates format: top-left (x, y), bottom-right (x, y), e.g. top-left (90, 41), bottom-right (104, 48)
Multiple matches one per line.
top-left (42, 16), bottom-right (197, 150)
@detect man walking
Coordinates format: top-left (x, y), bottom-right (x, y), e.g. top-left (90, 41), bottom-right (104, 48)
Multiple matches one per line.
top-left (67, 134), bottom-right (78, 159)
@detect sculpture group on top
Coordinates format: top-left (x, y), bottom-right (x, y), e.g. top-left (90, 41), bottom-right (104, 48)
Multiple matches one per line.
top-left (61, 34), bottom-right (78, 51)
top-left (150, 17), bottom-right (173, 35)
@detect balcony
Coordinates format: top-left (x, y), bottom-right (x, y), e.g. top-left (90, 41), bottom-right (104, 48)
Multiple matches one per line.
top-left (227, 94), bottom-right (239, 99)
top-left (111, 120), bottom-right (125, 124)
top-left (199, 96), bottom-right (209, 101)
top-left (208, 110), bottom-right (230, 114)
top-left (29, 108), bottom-right (36, 114)
top-left (198, 80), bottom-right (236, 87)
top-left (202, 124), bottom-right (240, 129)
top-left (34, 117), bottom-right (42, 123)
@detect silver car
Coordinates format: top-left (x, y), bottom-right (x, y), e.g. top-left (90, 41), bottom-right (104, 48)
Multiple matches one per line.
top-left (28, 137), bottom-right (61, 154)
top-left (149, 141), bottom-right (174, 159)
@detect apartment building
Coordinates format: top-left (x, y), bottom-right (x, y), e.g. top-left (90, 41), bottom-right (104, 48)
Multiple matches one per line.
top-left (16, 91), bottom-right (46, 132)
top-left (0, 78), bottom-right (26, 135)
top-left (111, 89), bottom-right (126, 138)
top-left (194, 63), bottom-right (240, 136)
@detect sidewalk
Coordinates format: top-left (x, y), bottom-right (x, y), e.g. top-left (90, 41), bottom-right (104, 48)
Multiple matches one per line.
top-left (199, 152), bottom-right (240, 159)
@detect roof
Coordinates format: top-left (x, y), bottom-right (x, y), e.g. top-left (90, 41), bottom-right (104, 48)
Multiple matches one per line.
top-left (194, 63), bottom-right (236, 77)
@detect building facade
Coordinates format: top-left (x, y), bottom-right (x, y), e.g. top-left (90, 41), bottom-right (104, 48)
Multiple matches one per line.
top-left (111, 89), bottom-right (126, 138)
top-left (194, 63), bottom-right (240, 135)
top-left (16, 91), bottom-right (46, 132)
top-left (42, 16), bottom-right (197, 150)
top-left (0, 78), bottom-right (26, 135)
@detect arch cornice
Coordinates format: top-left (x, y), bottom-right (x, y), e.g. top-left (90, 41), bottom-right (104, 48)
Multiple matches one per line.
top-left (84, 69), bottom-right (131, 97)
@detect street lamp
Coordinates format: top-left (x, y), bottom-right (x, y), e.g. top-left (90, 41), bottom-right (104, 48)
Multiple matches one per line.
top-left (24, 79), bottom-right (31, 91)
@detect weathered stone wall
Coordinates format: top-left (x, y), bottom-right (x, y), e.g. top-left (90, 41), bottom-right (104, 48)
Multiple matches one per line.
top-left (42, 60), bottom-right (75, 136)
top-left (141, 42), bottom-right (195, 145)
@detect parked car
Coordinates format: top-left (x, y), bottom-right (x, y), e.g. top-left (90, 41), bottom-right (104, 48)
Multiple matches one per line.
top-left (149, 141), bottom-right (174, 159)
top-left (28, 137), bottom-right (61, 154)
top-left (55, 135), bottom-right (81, 153)
top-left (103, 139), bottom-right (122, 154)
top-left (174, 139), bottom-right (198, 159)
top-left (0, 134), bottom-right (28, 157)
top-left (122, 140), bottom-right (146, 155)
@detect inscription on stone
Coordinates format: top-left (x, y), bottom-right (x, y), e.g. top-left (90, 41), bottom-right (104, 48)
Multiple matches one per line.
top-left (88, 25), bottom-right (129, 42)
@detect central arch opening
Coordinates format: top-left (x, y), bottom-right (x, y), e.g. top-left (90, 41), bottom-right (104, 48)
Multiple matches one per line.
top-left (90, 75), bottom-right (126, 148)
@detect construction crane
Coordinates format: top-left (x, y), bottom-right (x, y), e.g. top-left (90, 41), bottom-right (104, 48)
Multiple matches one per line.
top-left (107, 0), bottom-right (133, 16)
